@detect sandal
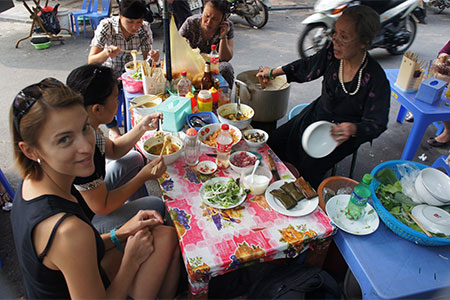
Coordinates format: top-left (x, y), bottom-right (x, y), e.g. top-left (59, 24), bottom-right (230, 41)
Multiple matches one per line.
top-left (427, 137), bottom-right (450, 147)
top-left (1, 191), bottom-right (12, 212)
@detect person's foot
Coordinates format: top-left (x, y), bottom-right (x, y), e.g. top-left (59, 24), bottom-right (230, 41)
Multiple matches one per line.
top-left (427, 137), bottom-right (450, 147)
top-left (0, 185), bottom-right (12, 211)
top-left (405, 112), bottom-right (414, 122)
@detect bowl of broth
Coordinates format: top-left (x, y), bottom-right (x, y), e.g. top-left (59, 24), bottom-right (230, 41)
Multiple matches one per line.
top-left (217, 103), bottom-right (254, 130)
top-left (142, 134), bottom-right (183, 165)
top-left (132, 95), bottom-right (162, 116)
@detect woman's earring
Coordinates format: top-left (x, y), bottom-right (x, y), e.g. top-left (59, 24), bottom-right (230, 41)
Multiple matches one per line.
top-left (37, 158), bottom-right (41, 164)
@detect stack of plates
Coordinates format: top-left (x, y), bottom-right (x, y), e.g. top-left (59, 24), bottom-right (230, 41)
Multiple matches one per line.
top-left (414, 168), bottom-right (450, 206)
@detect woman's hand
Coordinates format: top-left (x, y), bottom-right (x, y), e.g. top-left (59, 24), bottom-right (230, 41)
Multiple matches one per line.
top-left (256, 67), bottom-right (272, 83)
top-left (138, 113), bottom-right (162, 132)
top-left (149, 49), bottom-right (160, 62)
top-left (124, 229), bottom-right (154, 266)
top-left (118, 209), bottom-right (164, 238)
top-left (106, 45), bottom-right (120, 59)
top-left (219, 18), bottom-right (230, 38)
top-left (331, 122), bottom-right (357, 145)
top-left (142, 156), bottom-right (167, 179)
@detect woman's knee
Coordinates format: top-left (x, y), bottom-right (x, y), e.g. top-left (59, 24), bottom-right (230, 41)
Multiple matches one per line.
top-left (152, 225), bottom-right (179, 250)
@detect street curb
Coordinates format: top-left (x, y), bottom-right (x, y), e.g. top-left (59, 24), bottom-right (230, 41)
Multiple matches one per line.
top-left (0, 16), bottom-right (31, 23)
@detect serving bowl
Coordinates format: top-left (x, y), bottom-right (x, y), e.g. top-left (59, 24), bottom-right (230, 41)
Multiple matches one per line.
top-left (301, 121), bottom-right (338, 158)
top-left (414, 174), bottom-right (444, 206)
top-left (243, 128), bottom-right (268, 149)
top-left (132, 95), bottom-right (162, 116)
top-left (420, 168), bottom-right (450, 203)
top-left (217, 103), bottom-right (254, 130)
top-left (229, 151), bottom-right (258, 175)
top-left (142, 135), bottom-right (183, 165)
top-left (125, 60), bottom-right (145, 74)
top-left (242, 165), bottom-right (273, 195)
top-left (197, 123), bottom-right (242, 149)
top-left (412, 205), bottom-right (450, 235)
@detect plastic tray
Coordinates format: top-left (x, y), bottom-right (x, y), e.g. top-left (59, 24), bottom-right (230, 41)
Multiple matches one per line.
top-left (370, 160), bottom-right (450, 246)
top-left (186, 112), bottom-right (218, 131)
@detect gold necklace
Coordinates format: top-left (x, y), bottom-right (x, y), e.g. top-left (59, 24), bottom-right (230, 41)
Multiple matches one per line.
top-left (339, 51), bottom-right (367, 96)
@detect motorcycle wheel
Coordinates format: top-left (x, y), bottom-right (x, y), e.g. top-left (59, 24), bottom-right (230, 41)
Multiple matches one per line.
top-left (244, 0), bottom-right (269, 29)
top-left (387, 16), bottom-right (417, 55)
top-left (298, 23), bottom-right (330, 58)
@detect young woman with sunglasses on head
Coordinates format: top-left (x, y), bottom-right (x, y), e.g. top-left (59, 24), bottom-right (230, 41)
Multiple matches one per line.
top-left (10, 79), bottom-right (180, 298)
top-left (66, 64), bottom-right (169, 235)
top-left (257, 5), bottom-right (390, 188)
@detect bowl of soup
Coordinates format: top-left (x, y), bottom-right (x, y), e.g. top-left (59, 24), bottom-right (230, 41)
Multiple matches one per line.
top-left (142, 134), bottom-right (183, 165)
top-left (217, 103), bottom-right (254, 130)
top-left (132, 95), bottom-right (163, 116)
top-left (125, 60), bottom-right (145, 74)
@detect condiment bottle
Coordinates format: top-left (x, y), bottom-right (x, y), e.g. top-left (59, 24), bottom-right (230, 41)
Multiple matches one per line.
top-left (177, 71), bottom-right (192, 97)
top-left (197, 90), bottom-right (212, 112)
top-left (184, 128), bottom-right (200, 166)
top-left (186, 91), bottom-right (197, 113)
top-left (216, 124), bottom-right (233, 169)
top-left (345, 174), bottom-right (373, 220)
top-left (201, 62), bottom-right (214, 90)
top-left (209, 87), bottom-right (220, 113)
top-left (209, 44), bottom-right (219, 75)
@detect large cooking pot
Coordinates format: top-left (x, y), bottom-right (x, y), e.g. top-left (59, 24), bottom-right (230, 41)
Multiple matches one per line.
top-left (236, 70), bottom-right (290, 122)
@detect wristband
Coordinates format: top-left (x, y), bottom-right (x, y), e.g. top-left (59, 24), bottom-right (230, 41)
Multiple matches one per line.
top-left (110, 228), bottom-right (124, 252)
top-left (268, 68), bottom-right (275, 80)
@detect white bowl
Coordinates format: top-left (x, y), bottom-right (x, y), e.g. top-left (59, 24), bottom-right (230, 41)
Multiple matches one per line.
top-left (217, 103), bottom-right (254, 130)
top-left (415, 174), bottom-right (444, 206)
top-left (412, 204), bottom-right (450, 235)
top-left (142, 135), bottom-right (183, 165)
top-left (420, 168), bottom-right (450, 203)
top-left (198, 123), bottom-right (242, 149)
top-left (302, 121), bottom-right (338, 158)
top-left (196, 161), bottom-right (217, 174)
top-left (243, 129), bottom-right (268, 149)
top-left (242, 165), bottom-right (273, 195)
top-left (125, 60), bottom-right (145, 74)
top-left (132, 95), bottom-right (162, 116)
top-left (229, 151), bottom-right (258, 176)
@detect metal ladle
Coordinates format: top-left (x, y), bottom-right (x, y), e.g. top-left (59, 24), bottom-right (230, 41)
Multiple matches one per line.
top-left (234, 79), bottom-right (248, 119)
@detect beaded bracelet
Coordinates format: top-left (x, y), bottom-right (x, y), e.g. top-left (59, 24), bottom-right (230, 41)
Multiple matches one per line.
top-left (110, 228), bottom-right (124, 252)
top-left (268, 68), bottom-right (275, 80)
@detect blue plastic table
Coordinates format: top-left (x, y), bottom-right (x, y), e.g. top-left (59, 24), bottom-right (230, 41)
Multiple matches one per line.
top-left (386, 69), bottom-right (450, 161)
top-left (334, 216), bottom-right (450, 299)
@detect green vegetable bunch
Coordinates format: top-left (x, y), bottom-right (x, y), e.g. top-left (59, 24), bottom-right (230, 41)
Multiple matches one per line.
top-left (202, 179), bottom-right (245, 208)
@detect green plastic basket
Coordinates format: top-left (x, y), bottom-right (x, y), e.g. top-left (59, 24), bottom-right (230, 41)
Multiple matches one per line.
top-left (31, 41), bottom-right (51, 50)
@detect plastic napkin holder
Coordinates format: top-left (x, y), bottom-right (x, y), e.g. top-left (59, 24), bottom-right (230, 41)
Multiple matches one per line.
top-left (157, 95), bottom-right (192, 132)
top-left (415, 77), bottom-right (447, 105)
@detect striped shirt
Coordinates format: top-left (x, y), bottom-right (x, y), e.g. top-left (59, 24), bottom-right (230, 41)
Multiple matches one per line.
top-left (90, 16), bottom-right (153, 78)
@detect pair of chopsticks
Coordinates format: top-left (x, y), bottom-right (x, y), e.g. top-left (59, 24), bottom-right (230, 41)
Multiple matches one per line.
top-left (406, 210), bottom-right (432, 237)
top-left (129, 94), bottom-right (161, 110)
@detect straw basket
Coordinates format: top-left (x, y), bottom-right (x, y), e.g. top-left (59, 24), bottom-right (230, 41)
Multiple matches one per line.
top-left (317, 176), bottom-right (358, 211)
top-left (370, 160), bottom-right (450, 246)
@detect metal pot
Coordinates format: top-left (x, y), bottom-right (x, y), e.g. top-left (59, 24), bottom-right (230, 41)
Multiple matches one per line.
top-left (236, 70), bottom-right (290, 122)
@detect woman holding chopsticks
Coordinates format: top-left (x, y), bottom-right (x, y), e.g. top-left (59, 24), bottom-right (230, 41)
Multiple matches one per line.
top-left (67, 63), bottom-right (167, 235)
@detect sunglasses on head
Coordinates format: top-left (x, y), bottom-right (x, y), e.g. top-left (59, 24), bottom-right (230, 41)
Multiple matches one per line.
top-left (13, 77), bottom-right (64, 137)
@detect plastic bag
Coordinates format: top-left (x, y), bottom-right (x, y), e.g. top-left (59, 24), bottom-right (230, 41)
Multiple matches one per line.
top-left (169, 16), bottom-right (205, 89)
top-left (38, 4), bottom-right (61, 35)
top-left (397, 163), bottom-right (421, 203)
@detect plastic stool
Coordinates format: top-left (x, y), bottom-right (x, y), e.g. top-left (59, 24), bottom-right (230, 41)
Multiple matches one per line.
top-left (288, 103), bottom-right (309, 120)
top-left (431, 155), bottom-right (450, 175)
top-left (0, 168), bottom-right (14, 199)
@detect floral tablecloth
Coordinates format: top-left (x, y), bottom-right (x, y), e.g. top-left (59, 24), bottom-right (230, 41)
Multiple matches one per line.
top-left (153, 141), bottom-right (336, 295)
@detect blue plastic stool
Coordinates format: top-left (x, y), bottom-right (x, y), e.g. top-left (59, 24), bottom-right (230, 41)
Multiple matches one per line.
top-left (0, 168), bottom-right (14, 199)
top-left (432, 155), bottom-right (450, 175)
top-left (288, 103), bottom-right (309, 120)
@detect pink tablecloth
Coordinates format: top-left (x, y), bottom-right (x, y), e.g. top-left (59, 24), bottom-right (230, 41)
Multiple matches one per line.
top-left (153, 141), bottom-right (335, 295)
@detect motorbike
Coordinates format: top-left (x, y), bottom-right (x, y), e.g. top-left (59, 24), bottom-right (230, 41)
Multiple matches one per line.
top-left (298, 0), bottom-right (421, 58)
top-left (424, 0), bottom-right (450, 12)
top-left (229, 0), bottom-right (271, 29)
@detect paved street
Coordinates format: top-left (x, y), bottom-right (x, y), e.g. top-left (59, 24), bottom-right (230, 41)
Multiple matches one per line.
top-left (0, 0), bottom-right (449, 298)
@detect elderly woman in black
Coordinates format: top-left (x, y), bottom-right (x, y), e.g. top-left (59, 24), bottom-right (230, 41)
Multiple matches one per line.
top-left (257, 5), bottom-right (390, 188)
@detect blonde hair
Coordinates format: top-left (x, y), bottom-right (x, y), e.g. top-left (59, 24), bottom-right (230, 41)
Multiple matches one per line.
top-left (10, 83), bottom-right (83, 180)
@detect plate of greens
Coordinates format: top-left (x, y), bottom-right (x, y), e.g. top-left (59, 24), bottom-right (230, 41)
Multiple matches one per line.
top-left (200, 177), bottom-right (247, 209)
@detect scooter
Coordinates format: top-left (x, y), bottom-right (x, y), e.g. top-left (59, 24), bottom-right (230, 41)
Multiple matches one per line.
top-left (298, 0), bottom-right (420, 58)
top-left (424, 0), bottom-right (450, 12)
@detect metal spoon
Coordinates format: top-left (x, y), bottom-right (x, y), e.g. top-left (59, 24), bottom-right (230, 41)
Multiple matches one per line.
top-left (234, 79), bottom-right (247, 119)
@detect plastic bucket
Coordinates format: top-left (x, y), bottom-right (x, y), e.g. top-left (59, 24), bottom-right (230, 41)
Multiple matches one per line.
top-left (57, 8), bottom-right (70, 30)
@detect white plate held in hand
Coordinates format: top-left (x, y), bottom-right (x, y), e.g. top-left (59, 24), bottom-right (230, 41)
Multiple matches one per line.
top-left (326, 195), bottom-right (379, 235)
top-left (302, 121), bottom-right (338, 158)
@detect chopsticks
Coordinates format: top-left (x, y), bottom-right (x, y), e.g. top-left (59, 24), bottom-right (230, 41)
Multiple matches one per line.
top-left (129, 94), bottom-right (161, 110)
top-left (406, 210), bottom-right (432, 237)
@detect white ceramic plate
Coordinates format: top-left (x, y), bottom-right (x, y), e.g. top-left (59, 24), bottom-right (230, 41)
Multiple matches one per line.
top-left (200, 177), bottom-right (247, 209)
top-left (302, 121), bottom-right (338, 158)
top-left (411, 204), bottom-right (450, 235)
top-left (265, 180), bottom-right (319, 217)
top-left (326, 194), bottom-right (379, 235)
top-left (196, 161), bottom-right (217, 175)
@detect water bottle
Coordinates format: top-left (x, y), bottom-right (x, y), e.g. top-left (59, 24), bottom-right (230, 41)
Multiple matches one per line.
top-left (216, 124), bottom-right (233, 169)
top-left (209, 44), bottom-right (219, 75)
top-left (345, 174), bottom-right (373, 220)
top-left (184, 128), bottom-right (200, 166)
top-left (177, 71), bottom-right (192, 97)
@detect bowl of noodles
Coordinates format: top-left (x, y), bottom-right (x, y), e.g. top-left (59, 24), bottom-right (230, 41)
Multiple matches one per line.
top-left (198, 123), bottom-right (242, 149)
top-left (125, 60), bottom-right (145, 75)
top-left (217, 103), bottom-right (254, 130)
top-left (142, 134), bottom-right (183, 165)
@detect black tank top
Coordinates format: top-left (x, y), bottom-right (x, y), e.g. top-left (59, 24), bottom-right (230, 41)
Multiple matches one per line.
top-left (11, 181), bottom-right (110, 299)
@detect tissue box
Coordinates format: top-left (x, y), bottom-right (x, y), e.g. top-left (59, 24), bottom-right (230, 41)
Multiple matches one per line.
top-left (157, 95), bottom-right (192, 132)
top-left (415, 77), bottom-right (447, 104)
